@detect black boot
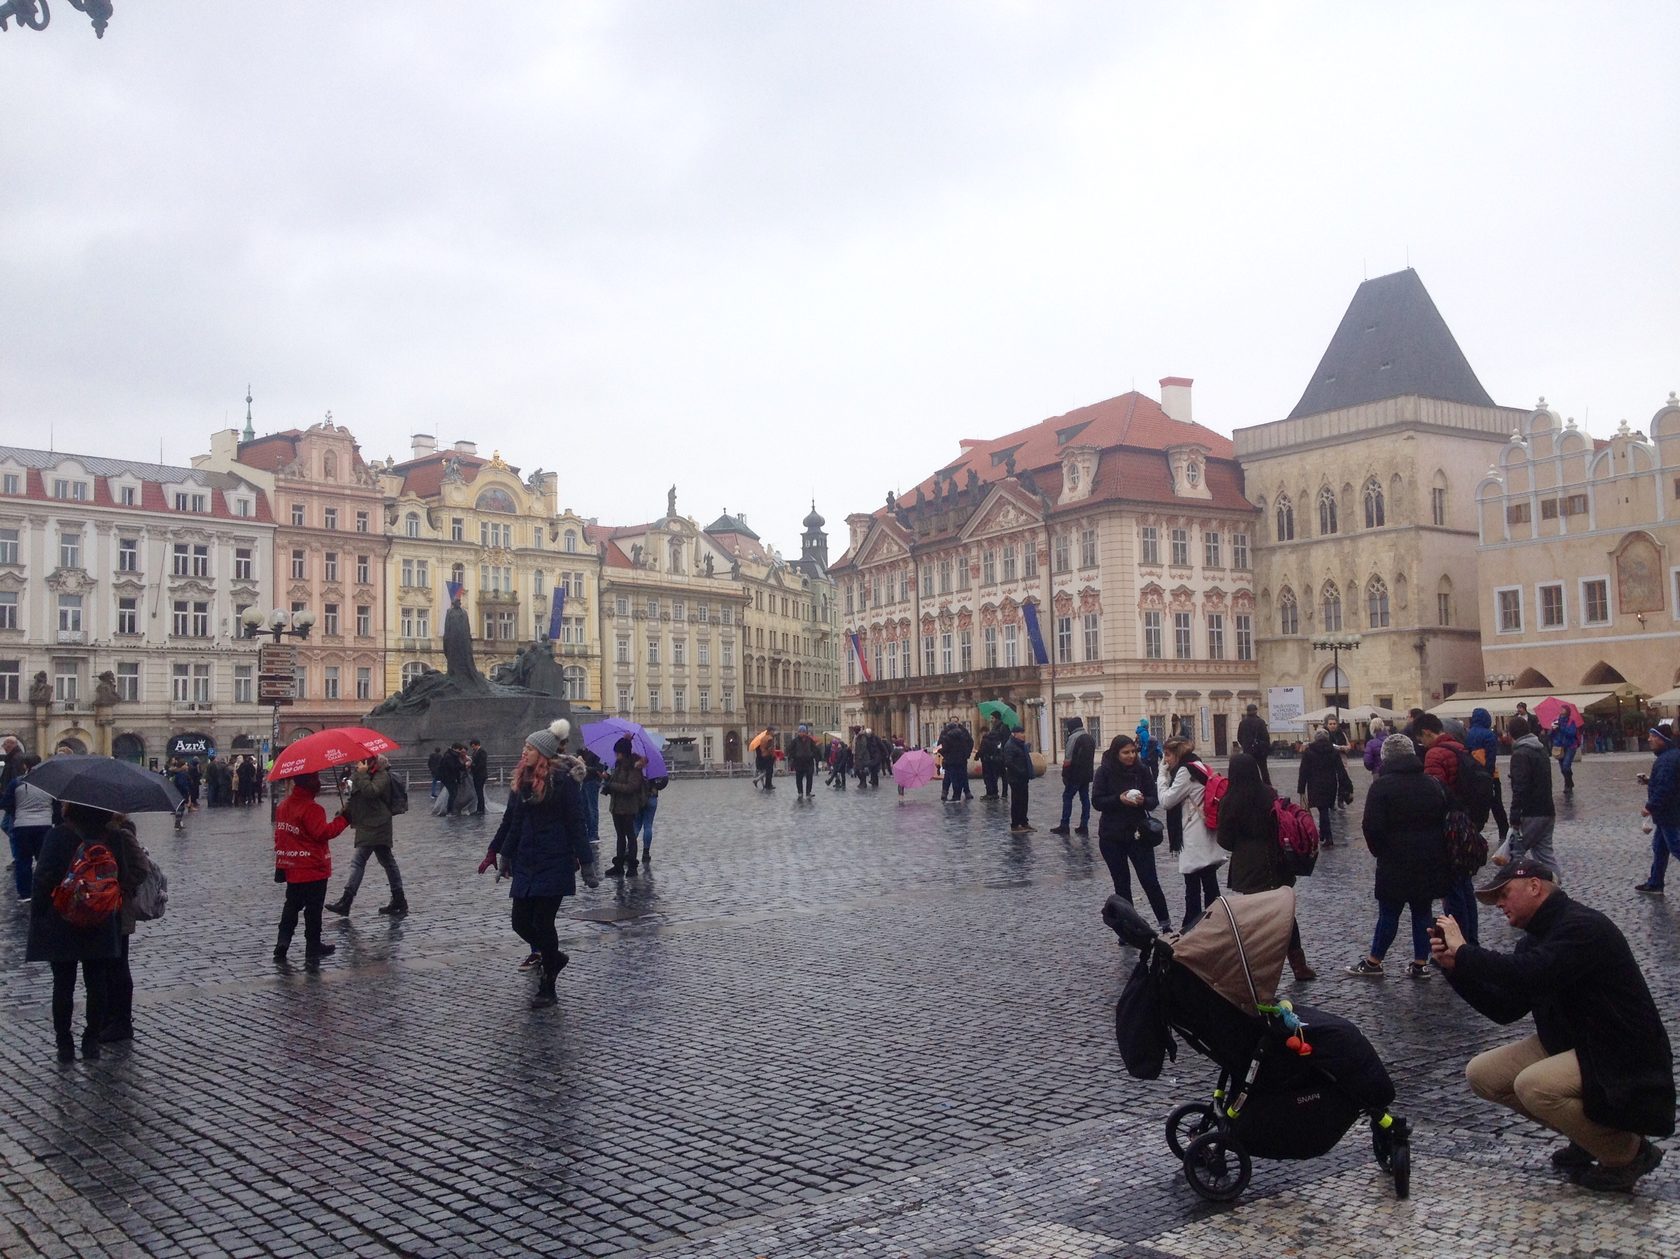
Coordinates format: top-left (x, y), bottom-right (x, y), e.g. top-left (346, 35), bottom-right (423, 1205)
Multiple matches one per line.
top-left (304, 941), bottom-right (336, 959)
top-left (325, 895), bottom-right (352, 916)
top-left (80, 1031), bottom-right (101, 1061)
top-left (529, 956), bottom-right (564, 1008)
top-left (274, 933), bottom-right (292, 964)
top-left (378, 897), bottom-right (409, 917)
top-left (56, 1033), bottom-right (75, 1064)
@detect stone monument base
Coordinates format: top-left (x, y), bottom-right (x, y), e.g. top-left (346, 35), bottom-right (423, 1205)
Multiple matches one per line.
top-left (365, 695), bottom-right (599, 765)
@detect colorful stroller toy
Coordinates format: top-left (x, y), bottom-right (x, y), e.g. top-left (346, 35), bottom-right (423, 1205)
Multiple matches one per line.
top-left (1104, 887), bottom-right (1412, 1201)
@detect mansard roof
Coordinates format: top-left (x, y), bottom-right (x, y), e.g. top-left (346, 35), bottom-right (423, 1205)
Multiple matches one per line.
top-left (1287, 268), bottom-right (1495, 420)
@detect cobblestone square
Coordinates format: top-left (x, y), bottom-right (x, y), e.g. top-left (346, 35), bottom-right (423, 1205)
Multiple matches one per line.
top-left (2, 756), bottom-right (1675, 1257)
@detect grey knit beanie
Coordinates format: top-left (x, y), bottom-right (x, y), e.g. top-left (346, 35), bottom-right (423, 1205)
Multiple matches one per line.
top-left (524, 718), bottom-right (571, 759)
top-left (1380, 733), bottom-right (1415, 764)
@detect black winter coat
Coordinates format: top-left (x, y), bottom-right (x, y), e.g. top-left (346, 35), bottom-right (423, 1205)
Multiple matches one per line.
top-left (1360, 753), bottom-right (1449, 903)
top-left (1001, 737), bottom-right (1033, 785)
top-left (1296, 740), bottom-right (1353, 809)
top-left (1061, 729), bottom-right (1097, 786)
top-left (1449, 892), bottom-right (1675, 1137)
top-left (1218, 790), bottom-right (1286, 893)
top-left (1091, 759), bottom-right (1159, 844)
top-left (1508, 736), bottom-right (1555, 820)
top-left (979, 726), bottom-right (1010, 767)
top-left (1236, 714), bottom-right (1270, 760)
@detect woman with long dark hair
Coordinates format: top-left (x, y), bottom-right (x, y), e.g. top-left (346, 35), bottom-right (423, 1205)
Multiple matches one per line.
top-left (1091, 734), bottom-right (1172, 932)
top-left (1216, 752), bottom-right (1315, 979)
top-left (1158, 736), bottom-right (1226, 931)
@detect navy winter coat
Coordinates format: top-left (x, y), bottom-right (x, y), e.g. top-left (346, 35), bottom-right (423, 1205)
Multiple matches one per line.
top-left (1464, 707), bottom-right (1500, 777)
top-left (1648, 743), bottom-right (1680, 827)
top-left (1359, 753), bottom-right (1449, 903)
top-left (489, 773), bottom-right (589, 900)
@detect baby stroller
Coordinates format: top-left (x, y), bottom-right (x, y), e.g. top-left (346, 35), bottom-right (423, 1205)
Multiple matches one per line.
top-left (1104, 887), bottom-right (1411, 1202)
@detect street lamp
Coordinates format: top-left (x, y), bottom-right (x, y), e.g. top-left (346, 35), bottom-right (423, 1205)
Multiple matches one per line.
top-left (1310, 633), bottom-right (1361, 724)
top-left (1485, 673), bottom-right (1516, 692)
top-left (0, 0), bottom-right (112, 36)
top-left (241, 607), bottom-right (316, 642)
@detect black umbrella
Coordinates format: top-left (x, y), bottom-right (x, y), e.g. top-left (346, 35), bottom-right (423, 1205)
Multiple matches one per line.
top-left (24, 754), bottom-right (183, 814)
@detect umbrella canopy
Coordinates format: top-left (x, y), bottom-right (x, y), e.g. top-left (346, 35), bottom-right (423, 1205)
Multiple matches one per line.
top-left (976, 699), bottom-right (1022, 729)
top-left (748, 729), bottom-right (775, 752)
top-left (25, 755), bottom-right (183, 814)
top-left (1171, 888), bottom-right (1296, 1016)
top-left (580, 718), bottom-right (669, 779)
top-left (269, 727), bottom-right (400, 781)
top-left (892, 748), bottom-right (938, 789)
top-left (1534, 696), bottom-right (1584, 731)
top-left (1300, 704), bottom-right (1398, 725)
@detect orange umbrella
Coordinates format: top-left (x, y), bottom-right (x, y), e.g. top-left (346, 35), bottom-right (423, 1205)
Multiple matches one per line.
top-left (748, 729), bottom-right (774, 753)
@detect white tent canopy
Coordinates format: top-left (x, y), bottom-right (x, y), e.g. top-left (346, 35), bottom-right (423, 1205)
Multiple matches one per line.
top-left (1299, 704), bottom-right (1399, 725)
top-left (1429, 689), bottom-right (1614, 720)
top-left (1649, 687), bottom-right (1680, 708)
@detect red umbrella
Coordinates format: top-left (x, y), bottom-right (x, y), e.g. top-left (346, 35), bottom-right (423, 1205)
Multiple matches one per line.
top-left (1533, 697), bottom-right (1583, 731)
top-left (268, 726), bottom-right (400, 781)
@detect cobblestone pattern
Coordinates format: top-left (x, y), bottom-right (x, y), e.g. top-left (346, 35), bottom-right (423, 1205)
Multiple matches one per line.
top-left (0, 755), bottom-right (1674, 1257)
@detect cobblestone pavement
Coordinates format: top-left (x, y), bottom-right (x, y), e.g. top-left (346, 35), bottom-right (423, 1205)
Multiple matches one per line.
top-left (1, 754), bottom-right (1675, 1257)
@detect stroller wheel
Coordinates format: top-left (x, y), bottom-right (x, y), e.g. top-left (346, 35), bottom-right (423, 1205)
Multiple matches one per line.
top-left (1372, 1124), bottom-right (1394, 1171)
top-left (1166, 1103), bottom-right (1219, 1160)
top-left (1392, 1137), bottom-right (1411, 1199)
top-left (1183, 1131), bottom-right (1252, 1203)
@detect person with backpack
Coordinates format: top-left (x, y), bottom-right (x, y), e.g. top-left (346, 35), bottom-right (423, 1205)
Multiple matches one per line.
top-left (272, 772), bottom-right (350, 964)
top-left (1418, 714), bottom-right (1490, 946)
top-left (27, 802), bottom-right (130, 1061)
top-left (2, 754), bottom-right (54, 900)
top-left (1217, 752), bottom-right (1315, 980)
top-left (636, 769), bottom-right (668, 862)
top-left (1551, 713), bottom-right (1581, 799)
top-left (97, 813), bottom-right (150, 1044)
top-left (326, 755), bottom-right (407, 920)
top-left (1297, 728), bottom-right (1352, 846)
top-left (787, 724), bottom-right (820, 799)
top-left (1050, 717), bottom-right (1097, 836)
top-left (1346, 734), bottom-right (1450, 979)
top-left (1465, 708), bottom-right (1511, 850)
top-left (1505, 715), bottom-right (1558, 871)
top-left (1362, 718), bottom-right (1388, 777)
top-left (1091, 734), bottom-right (1172, 933)
top-left (937, 722), bottom-right (974, 802)
top-left (978, 717), bottom-right (1010, 799)
top-left (603, 736), bottom-right (649, 876)
top-left (1158, 736), bottom-right (1226, 931)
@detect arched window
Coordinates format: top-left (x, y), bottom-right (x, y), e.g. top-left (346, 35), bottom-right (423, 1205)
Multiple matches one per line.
top-left (401, 661), bottom-right (427, 687)
top-left (451, 562), bottom-right (465, 587)
top-left (562, 665), bottom-right (587, 701)
top-left (1363, 477), bottom-right (1385, 528)
top-left (1278, 586), bottom-right (1300, 635)
top-left (564, 530), bottom-right (578, 553)
top-left (1321, 580), bottom-right (1343, 631)
top-left (1366, 576), bottom-right (1390, 628)
top-left (1275, 495), bottom-right (1295, 541)
top-left (1320, 664), bottom-right (1349, 708)
top-left (1436, 575), bottom-right (1453, 626)
top-left (475, 487), bottom-right (517, 514)
top-left (405, 512), bottom-right (421, 538)
top-left (321, 451), bottom-right (338, 482)
top-left (1317, 486), bottom-right (1338, 536)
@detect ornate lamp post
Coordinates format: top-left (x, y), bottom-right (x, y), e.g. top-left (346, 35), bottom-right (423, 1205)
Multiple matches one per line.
top-left (0, 0), bottom-right (112, 36)
top-left (241, 607), bottom-right (315, 644)
top-left (242, 608), bottom-right (314, 819)
top-left (1485, 673), bottom-right (1516, 692)
top-left (1310, 634), bottom-right (1361, 724)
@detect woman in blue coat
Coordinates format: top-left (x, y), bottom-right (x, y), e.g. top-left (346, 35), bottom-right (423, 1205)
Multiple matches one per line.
top-left (478, 721), bottom-right (598, 1008)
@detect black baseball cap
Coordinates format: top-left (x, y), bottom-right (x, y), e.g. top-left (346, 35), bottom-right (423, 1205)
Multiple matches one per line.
top-left (1475, 858), bottom-right (1557, 903)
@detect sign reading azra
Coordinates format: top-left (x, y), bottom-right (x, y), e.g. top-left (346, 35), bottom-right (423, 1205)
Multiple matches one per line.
top-left (167, 733), bottom-right (215, 760)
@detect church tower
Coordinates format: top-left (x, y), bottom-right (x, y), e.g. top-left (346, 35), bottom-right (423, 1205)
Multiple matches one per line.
top-left (800, 501), bottom-right (828, 570)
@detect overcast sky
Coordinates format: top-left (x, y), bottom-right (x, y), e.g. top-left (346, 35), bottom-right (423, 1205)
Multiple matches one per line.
top-left (5, 3), bottom-right (1676, 557)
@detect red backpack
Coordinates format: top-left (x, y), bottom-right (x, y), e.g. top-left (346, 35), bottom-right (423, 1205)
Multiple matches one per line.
top-left (52, 840), bottom-right (122, 928)
top-left (1196, 767), bottom-right (1230, 831)
top-left (1273, 798), bottom-right (1320, 877)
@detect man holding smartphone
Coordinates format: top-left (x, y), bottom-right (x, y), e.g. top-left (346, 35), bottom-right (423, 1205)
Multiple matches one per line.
top-left (1432, 860), bottom-right (1673, 1192)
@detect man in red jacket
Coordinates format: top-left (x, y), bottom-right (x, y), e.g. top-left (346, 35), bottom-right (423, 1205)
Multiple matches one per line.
top-left (273, 772), bottom-right (349, 963)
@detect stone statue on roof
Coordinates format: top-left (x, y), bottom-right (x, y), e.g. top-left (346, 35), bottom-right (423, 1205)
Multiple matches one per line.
top-left (668, 484), bottom-right (677, 518)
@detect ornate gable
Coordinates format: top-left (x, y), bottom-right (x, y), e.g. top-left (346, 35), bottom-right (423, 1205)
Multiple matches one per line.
top-left (961, 485), bottom-right (1042, 541)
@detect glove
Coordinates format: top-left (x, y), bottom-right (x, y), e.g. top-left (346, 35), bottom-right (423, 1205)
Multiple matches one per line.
top-left (273, 866), bottom-right (286, 883)
top-left (579, 848), bottom-right (601, 889)
top-left (477, 850), bottom-right (496, 875)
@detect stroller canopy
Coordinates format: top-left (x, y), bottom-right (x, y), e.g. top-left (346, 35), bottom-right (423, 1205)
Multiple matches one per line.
top-left (1172, 888), bottom-right (1296, 1016)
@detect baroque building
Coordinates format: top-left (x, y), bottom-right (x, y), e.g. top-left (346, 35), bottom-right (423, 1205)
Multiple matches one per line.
top-left (1471, 395), bottom-right (1680, 703)
top-left (1235, 269), bottom-right (1526, 713)
top-left (0, 446), bottom-right (274, 764)
top-left (833, 380), bottom-right (1259, 755)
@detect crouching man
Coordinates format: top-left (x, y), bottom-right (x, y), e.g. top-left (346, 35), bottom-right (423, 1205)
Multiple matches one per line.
top-left (1432, 859), bottom-right (1674, 1191)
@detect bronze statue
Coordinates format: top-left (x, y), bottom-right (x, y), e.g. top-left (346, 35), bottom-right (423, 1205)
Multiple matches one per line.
top-left (29, 671), bottom-right (52, 706)
top-left (442, 598), bottom-right (487, 689)
top-left (94, 671), bottom-right (121, 706)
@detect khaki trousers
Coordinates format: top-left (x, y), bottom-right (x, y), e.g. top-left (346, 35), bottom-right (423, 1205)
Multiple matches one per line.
top-left (1466, 1034), bottom-right (1641, 1166)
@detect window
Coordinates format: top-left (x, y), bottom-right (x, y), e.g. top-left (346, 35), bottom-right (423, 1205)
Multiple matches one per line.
top-left (1279, 588), bottom-right (1299, 635)
top-left (1204, 532), bottom-right (1221, 568)
top-left (722, 641), bottom-right (734, 667)
top-left (533, 526), bottom-right (543, 549)
top-left (1170, 528), bottom-right (1189, 566)
top-left (323, 667), bottom-right (341, 700)
top-left (1206, 614), bottom-right (1225, 659)
top-left (1235, 613), bottom-right (1254, 661)
top-left (983, 624), bottom-right (998, 668)
top-left (1431, 487), bottom-right (1447, 527)
top-left (1317, 486), bottom-right (1339, 535)
top-left (1438, 592), bottom-right (1452, 626)
top-left (52, 478), bottom-right (89, 501)
top-left (1143, 610), bottom-right (1163, 659)
top-left (54, 658), bottom-right (79, 702)
top-left (673, 686), bottom-right (686, 712)
top-left (356, 510), bottom-right (370, 534)
top-left (59, 529), bottom-right (81, 569)
top-left (923, 634), bottom-right (935, 675)
top-left (1363, 477), bottom-right (1385, 528)
top-left (921, 567), bottom-right (934, 598)
top-left (1497, 588), bottom-right (1522, 633)
top-left (0, 473), bottom-right (17, 494)
top-left (1507, 502), bottom-right (1532, 525)
top-left (1053, 535), bottom-right (1070, 573)
top-left (58, 594), bottom-right (83, 633)
top-left (113, 536), bottom-right (137, 571)
top-left (1001, 545), bottom-right (1018, 582)
top-left (234, 547), bottom-right (253, 580)
top-left (1001, 624), bottom-right (1019, 667)
top-left (1366, 577), bottom-right (1390, 628)
top-left (117, 662), bottom-right (140, 702)
top-left (0, 529), bottom-right (17, 565)
top-left (453, 518), bottom-right (465, 542)
top-left (172, 544), bottom-right (191, 576)
top-left (1582, 578), bottom-right (1610, 625)
top-left (324, 507), bottom-right (339, 531)
top-left (290, 503), bottom-right (306, 527)
top-left (1083, 612), bottom-right (1100, 661)
top-left (0, 659), bottom-right (16, 701)
top-left (1055, 615), bottom-right (1073, 664)
top-left (982, 549), bottom-right (996, 585)
top-left (648, 687), bottom-right (660, 712)
top-left (647, 598), bottom-right (660, 619)
top-left (723, 686), bottom-right (734, 713)
top-left (673, 639), bottom-right (687, 667)
top-left (172, 663), bottom-right (190, 702)
top-left (0, 591), bottom-right (15, 630)
top-left (956, 557), bottom-right (971, 590)
top-left (1275, 495), bottom-right (1295, 541)
top-left (673, 600), bottom-right (685, 623)
top-left (647, 637), bottom-right (660, 666)
top-left (354, 554), bottom-right (369, 584)
top-left (324, 552), bottom-right (338, 581)
top-left (696, 638), bottom-right (710, 666)
top-left (191, 542), bottom-right (214, 575)
top-left (941, 631), bottom-right (954, 673)
top-left (1321, 582), bottom-right (1343, 632)
top-left (405, 512), bottom-right (421, 538)
top-left (356, 605), bottom-right (371, 636)
top-left (355, 667), bottom-right (372, 701)
top-left (1232, 532), bottom-right (1249, 569)
top-left (401, 661), bottom-right (427, 688)
top-left (1024, 546), bottom-right (1038, 579)
top-left (1140, 526), bottom-right (1159, 566)
top-left (954, 627), bottom-right (969, 670)
top-left (323, 604), bottom-right (340, 636)
top-left (898, 572), bottom-right (909, 603)
top-left (191, 663), bottom-right (211, 703)
top-left (1173, 612), bottom-right (1193, 659)
top-left (400, 558), bottom-right (429, 588)
top-left (564, 530), bottom-right (578, 553)
top-left (290, 549), bottom-right (306, 580)
top-left (175, 491), bottom-right (207, 513)
top-left (191, 602), bottom-right (210, 637)
top-left (172, 600), bottom-right (190, 636)
top-left (1538, 583), bottom-right (1565, 629)
top-left (116, 597), bottom-right (138, 635)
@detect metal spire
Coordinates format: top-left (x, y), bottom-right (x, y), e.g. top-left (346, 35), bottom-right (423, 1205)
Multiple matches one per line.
top-left (242, 385), bottom-right (255, 441)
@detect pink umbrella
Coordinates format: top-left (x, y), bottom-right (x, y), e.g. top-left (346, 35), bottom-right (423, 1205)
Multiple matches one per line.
top-left (1533, 697), bottom-right (1583, 731)
top-left (892, 749), bottom-right (938, 790)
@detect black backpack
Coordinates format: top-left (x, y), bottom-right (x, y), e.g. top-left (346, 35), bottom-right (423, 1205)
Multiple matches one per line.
top-left (1114, 955), bottom-right (1177, 1080)
top-left (386, 775), bottom-right (410, 816)
top-left (1451, 747), bottom-right (1495, 817)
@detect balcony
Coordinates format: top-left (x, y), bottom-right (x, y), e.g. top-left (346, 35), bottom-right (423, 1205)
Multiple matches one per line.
top-left (171, 701), bottom-right (215, 714)
top-left (857, 663), bottom-right (1043, 700)
top-left (56, 629), bottom-right (87, 644)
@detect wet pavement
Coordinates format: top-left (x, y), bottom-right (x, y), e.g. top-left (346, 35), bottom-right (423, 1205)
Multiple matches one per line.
top-left (1, 756), bottom-right (1675, 1257)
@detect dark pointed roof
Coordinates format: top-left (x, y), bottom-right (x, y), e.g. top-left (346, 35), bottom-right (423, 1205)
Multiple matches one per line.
top-left (1287, 269), bottom-right (1495, 420)
top-left (705, 511), bottom-right (759, 540)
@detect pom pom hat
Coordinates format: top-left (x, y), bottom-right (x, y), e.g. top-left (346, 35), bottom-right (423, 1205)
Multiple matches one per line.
top-left (524, 718), bottom-right (570, 759)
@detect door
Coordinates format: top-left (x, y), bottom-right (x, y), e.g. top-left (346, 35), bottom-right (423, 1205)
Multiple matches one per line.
top-left (1213, 713), bottom-right (1228, 758)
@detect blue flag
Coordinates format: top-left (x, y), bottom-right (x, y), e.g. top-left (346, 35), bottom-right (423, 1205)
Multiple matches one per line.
top-left (445, 579), bottom-right (464, 605)
top-left (547, 586), bottom-right (566, 641)
top-left (1021, 601), bottom-right (1050, 666)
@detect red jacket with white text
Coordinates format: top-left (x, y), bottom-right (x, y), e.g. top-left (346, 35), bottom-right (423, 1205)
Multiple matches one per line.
top-left (273, 791), bottom-right (349, 883)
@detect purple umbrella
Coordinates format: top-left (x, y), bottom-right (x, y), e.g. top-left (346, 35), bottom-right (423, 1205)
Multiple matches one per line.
top-left (580, 718), bottom-right (669, 778)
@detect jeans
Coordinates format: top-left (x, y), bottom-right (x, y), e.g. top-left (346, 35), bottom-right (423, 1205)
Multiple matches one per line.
top-left (794, 767), bottom-right (814, 795)
top-left (942, 763), bottom-right (971, 800)
top-left (581, 784), bottom-right (600, 842)
top-left (1058, 782), bottom-right (1090, 830)
top-left (510, 894), bottom-right (564, 977)
top-left (1441, 875), bottom-right (1480, 947)
top-left (278, 878), bottom-right (328, 952)
top-left (611, 812), bottom-right (639, 865)
top-left (1557, 746), bottom-right (1576, 793)
top-left (10, 825), bottom-right (46, 898)
top-left (1182, 866), bottom-right (1221, 931)
top-left (1468, 1035), bottom-right (1642, 1167)
top-left (1488, 777), bottom-right (1510, 841)
top-left (1313, 803), bottom-right (1333, 843)
top-left (981, 763), bottom-right (1005, 797)
top-left (1370, 895), bottom-right (1434, 963)
top-left (636, 795), bottom-right (659, 853)
top-left (342, 844), bottom-right (404, 903)
top-left (1647, 823), bottom-right (1680, 888)
top-left (1099, 832), bottom-right (1172, 927)
top-left (50, 958), bottom-right (108, 1043)
top-left (430, 777), bottom-right (443, 799)
top-left (1009, 779), bottom-right (1030, 828)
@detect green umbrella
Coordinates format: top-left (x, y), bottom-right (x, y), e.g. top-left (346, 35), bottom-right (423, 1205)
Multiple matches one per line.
top-left (977, 699), bottom-right (1022, 729)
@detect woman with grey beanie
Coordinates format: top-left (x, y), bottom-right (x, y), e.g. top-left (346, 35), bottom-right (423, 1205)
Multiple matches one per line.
top-left (1347, 733), bottom-right (1451, 978)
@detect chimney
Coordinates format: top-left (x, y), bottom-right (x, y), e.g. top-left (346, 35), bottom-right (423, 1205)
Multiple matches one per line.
top-left (1160, 377), bottom-right (1194, 424)
top-left (454, 440), bottom-right (477, 455)
top-left (411, 433), bottom-right (437, 458)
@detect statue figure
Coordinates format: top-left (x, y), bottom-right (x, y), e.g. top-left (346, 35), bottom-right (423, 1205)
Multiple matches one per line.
top-left (703, 553), bottom-right (714, 577)
top-left (631, 543), bottom-right (644, 567)
top-left (94, 671), bottom-right (121, 706)
top-left (730, 555), bottom-right (741, 579)
top-left (29, 671), bottom-right (52, 706)
top-left (667, 484), bottom-right (677, 518)
top-left (442, 597), bottom-right (488, 690)
top-left (886, 490), bottom-right (896, 511)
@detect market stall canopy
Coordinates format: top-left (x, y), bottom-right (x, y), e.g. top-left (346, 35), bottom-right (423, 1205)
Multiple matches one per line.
top-left (1649, 687), bottom-right (1680, 708)
top-left (1299, 704), bottom-right (1399, 725)
top-left (1430, 689), bottom-right (1613, 720)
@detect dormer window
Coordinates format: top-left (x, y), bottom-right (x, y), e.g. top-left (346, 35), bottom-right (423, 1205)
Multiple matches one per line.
top-left (174, 491), bottom-right (208, 513)
top-left (119, 485), bottom-right (137, 506)
top-left (1, 472), bottom-right (19, 495)
top-left (53, 478), bottom-right (90, 502)
top-left (1185, 460), bottom-right (1201, 488)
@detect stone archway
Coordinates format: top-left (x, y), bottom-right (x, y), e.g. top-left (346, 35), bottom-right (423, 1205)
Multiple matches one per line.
top-left (1582, 661), bottom-right (1627, 686)
top-left (1515, 668), bottom-right (1553, 689)
top-left (112, 732), bottom-right (145, 764)
top-left (723, 730), bottom-right (741, 765)
top-left (54, 733), bottom-right (90, 755)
